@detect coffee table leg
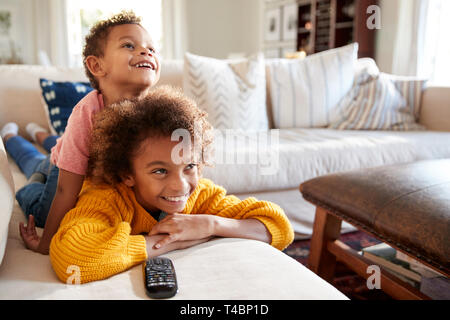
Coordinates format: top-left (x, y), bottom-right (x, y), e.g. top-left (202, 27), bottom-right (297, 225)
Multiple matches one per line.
top-left (308, 206), bottom-right (342, 282)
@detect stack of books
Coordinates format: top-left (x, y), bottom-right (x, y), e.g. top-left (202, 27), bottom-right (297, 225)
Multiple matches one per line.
top-left (360, 243), bottom-right (449, 299)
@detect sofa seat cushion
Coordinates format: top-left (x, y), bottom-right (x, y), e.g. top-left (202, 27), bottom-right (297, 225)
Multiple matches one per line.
top-left (202, 128), bottom-right (450, 194)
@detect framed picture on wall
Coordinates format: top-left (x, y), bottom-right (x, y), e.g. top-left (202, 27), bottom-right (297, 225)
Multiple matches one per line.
top-left (282, 3), bottom-right (298, 41)
top-left (264, 7), bottom-right (281, 42)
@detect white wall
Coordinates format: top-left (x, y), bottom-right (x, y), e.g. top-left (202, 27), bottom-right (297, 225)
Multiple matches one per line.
top-left (0, 0), bottom-right (69, 66)
top-left (5, 0), bottom-right (401, 67)
top-left (375, 0), bottom-right (401, 73)
top-left (184, 0), bottom-right (263, 59)
top-left (184, 0), bottom-right (402, 65)
top-left (0, 0), bottom-right (36, 64)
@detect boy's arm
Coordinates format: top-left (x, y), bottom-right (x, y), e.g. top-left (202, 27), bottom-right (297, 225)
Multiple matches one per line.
top-left (19, 169), bottom-right (84, 255)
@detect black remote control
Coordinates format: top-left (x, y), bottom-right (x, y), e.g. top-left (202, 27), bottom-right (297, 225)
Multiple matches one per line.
top-left (143, 257), bottom-right (178, 299)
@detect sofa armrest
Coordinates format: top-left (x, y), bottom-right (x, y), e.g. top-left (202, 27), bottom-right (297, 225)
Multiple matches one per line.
top-left (0, 138), bottom-right (15, 265)
top-left (419, 86), bottom-right (450, 131)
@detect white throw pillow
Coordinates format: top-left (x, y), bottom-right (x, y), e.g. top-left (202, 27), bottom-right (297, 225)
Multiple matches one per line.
top-left (328, 71), bottom-right (426, 131)
top-left (268, 43), bottom-right (358, 128)
top-left (384, 74), bottom-right (428, 121)
top-left (183, 52), bottom-right (268, 131)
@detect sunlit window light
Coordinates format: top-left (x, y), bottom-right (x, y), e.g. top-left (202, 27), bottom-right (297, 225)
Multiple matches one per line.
top-left (65, 0), bottom-right (162, 68)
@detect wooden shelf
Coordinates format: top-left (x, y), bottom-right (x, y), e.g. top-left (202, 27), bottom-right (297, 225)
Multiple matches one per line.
top-left (335, 21), bottom-right (354, 29)
top-left (263, 0), bottom-right (377, 59)
top-left (298, 27), bottom-right (311, 34)
top-left (296, 0), bottom-right (377, 58)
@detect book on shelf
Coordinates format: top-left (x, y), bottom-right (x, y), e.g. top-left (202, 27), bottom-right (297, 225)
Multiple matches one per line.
top-left (395, 250), bottom-right (444, 279)
top-left (362, 242), bottom-right (450, 298)
top-left (360, 243), bottom-right (422, 284)
top-left (420, 276), bottom-right (450, 300)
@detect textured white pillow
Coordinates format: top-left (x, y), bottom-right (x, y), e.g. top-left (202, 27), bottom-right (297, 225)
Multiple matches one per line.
top-left (328, 72), bottom-right (426, 131)
top-left (183, 52), bottom-right (268, 131)
top-left (268, 43), bottom-right (358, 128)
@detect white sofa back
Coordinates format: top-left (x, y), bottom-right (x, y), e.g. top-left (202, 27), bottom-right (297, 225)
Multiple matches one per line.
top-left (0, 61), bottom-right (183, 140)
top-left (0, 59), bottom-right (449, 140)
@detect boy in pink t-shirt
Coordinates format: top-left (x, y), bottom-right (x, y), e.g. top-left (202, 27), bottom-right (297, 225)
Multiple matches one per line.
top-left (50, 90), bottom-right (105, 175)
top-left (9, 11), bottom-right (161, 254)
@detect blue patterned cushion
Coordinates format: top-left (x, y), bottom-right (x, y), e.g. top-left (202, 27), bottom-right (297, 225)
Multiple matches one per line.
top-left (39, 79), bottom-right (93, 135)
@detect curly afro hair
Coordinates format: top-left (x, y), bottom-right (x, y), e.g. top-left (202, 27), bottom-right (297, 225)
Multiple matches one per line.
top-left (82, 10), bottom-right (142, 91)
top-left (87, 85), bottom-right (214, 186)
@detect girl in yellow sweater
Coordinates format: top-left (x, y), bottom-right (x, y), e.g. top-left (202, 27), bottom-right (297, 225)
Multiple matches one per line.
top-left (49, 86), bottom-right (294, 284)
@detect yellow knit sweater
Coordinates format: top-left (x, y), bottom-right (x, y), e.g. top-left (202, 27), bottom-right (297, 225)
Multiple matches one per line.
top-left (50, 178), bottom-right (294, 284)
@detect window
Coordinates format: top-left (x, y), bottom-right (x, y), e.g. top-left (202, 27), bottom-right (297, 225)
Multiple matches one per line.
top-left (65, 0), bottom-right (162, 68)
top-left (422, 0), bottom-right (450, 85)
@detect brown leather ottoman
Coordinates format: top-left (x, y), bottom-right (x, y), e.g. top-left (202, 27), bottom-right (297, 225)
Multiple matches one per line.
top-left (300, 159), bottom-right (450, 300)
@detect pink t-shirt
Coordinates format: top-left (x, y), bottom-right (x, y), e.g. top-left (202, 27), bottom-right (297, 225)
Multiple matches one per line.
top-left (50, 90), bottom-right (104, 175)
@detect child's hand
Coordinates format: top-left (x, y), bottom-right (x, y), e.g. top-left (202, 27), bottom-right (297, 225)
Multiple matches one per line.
top-left (19, 215), bottom-right (48, 255)
top-left (145, 234), bottom-right (213, 257)
top-left (148, 213), bottom-right (214, 249)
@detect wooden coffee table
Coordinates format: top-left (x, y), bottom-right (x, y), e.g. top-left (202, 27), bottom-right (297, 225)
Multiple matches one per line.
top-left (300, 159), bottom-right (450, 300)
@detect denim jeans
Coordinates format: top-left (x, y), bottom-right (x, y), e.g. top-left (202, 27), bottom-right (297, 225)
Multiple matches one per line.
top-left (5, 135), bottom-right (59, 228)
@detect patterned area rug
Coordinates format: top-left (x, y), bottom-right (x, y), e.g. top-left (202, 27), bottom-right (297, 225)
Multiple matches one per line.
top-left (283, 230), bottom-right (394, 300)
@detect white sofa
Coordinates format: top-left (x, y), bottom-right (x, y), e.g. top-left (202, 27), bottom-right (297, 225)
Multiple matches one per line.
top-left (0, 58), bottom-right (449, 300)
top-left (0, 61), bottom-right (350, 300)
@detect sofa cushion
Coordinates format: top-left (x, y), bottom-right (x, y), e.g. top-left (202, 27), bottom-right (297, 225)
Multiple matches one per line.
top-left (328, 72), bottom-right (425, 130)
top-left (39, 79), bottom-right (93, 135)
top-left (183, 52), bottom-right (269, 131)
top-left (201, 128), bottom-right (450, 194)
top-left (388, 74), bottom-right (428, 121)
top-left (267, 43), bottom-right (358, 129)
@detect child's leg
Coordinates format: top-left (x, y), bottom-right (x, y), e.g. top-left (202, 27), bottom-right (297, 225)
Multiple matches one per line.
top-left (26, 123), bottom-right (59, 153)
top-left (5, 135), bottom-right (46, 179)
top-left (15, 164), bottom-right (59, 228)
top-left (41, 135), bottom-right (59, 153)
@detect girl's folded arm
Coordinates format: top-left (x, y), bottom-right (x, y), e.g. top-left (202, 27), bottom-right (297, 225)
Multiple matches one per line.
top-left (151, 179), bottom-right (294, 250)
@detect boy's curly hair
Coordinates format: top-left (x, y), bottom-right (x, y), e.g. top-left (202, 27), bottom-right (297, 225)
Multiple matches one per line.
top-left (82, 10), bottom-right (142, 91)
top-left (87, 85), bottom-right (214, 186)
